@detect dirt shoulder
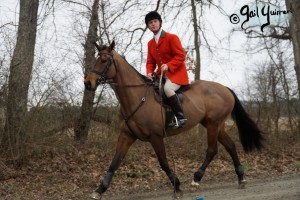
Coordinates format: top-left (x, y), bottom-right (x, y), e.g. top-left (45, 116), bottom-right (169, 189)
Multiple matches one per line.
top-left (104, 173), bottom-right (300, 200)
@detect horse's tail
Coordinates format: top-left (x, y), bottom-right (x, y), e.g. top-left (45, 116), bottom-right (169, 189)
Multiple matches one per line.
top-left (228, 88), bottom-right (264, 153)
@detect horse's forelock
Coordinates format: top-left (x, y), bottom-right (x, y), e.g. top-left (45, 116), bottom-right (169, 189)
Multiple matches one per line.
top-left (99, 45), bottom-right (108, 51)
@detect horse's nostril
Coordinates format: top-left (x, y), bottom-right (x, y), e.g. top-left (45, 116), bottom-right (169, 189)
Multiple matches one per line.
top-left (84, 81), bottom-right (91, 90)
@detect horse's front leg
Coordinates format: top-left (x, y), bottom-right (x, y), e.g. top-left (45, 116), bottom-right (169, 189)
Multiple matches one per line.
top-left (91, 131), bottom-right (136, 199)
top-left (149, 135), bottom-right (182, 197)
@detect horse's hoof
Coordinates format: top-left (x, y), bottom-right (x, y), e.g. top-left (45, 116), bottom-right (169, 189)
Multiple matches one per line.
top-left (90, 191), bottom-right (101, 199)
top-left (173, 189), bottom-right (183, 199)
top-left (190, 180), bottom-right (200, 192)
top-left (238, 179), bottom-right (247, 189)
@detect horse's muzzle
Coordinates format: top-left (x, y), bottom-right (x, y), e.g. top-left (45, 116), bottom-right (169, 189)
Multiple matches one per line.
top-left (84, 80), bottom-right (94, 91)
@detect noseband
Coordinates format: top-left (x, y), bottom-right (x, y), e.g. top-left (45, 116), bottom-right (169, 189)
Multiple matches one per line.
top-left (90, 52), bottom-right (114, 85)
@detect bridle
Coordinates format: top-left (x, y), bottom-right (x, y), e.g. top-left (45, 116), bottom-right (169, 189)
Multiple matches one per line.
top-left (88, 50), bottom-right (150, 139)
top-left (89, 51), bottom-right (149, 88)
top-left (90, 52), bottom-right (114, 85)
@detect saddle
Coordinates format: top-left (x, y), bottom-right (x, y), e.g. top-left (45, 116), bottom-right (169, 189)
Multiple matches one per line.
top-left (150, 73), bottom-right (190, 128)
top-left (151, 73), bottom-right (190, 104)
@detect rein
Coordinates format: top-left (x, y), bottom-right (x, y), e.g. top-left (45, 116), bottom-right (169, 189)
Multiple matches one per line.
top-left (159, 70), bottom-right (177, 193)
top-left (159, 71), bottom-right (167, 137)
top-left (101, 80), bottom-right (147, 88)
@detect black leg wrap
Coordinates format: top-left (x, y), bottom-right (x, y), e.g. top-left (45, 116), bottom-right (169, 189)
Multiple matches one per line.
top-left (95, 171), bottom-right (114, 194)
top-left (159, 160), bottom-right (181, 190)
top-left (174, 177), bottom-right (181, 191)
top-left (95, 183), bottom-right (107, 194)
top-left (235, 165), bottom-right (244, 176)
top-left (194, 169), bottom-right (205, 182)
top-left (167, 173), bottom-right (181, 190)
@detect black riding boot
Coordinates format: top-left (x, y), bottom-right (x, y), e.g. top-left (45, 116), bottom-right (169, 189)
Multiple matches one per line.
top-left (168, 94), bottom-right (186, 129)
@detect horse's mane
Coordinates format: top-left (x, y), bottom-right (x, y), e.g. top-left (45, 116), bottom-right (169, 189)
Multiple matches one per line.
top-left (115, 51), bottom-right (151, 84)
top-left (96, 44), bottom-right (151, 84)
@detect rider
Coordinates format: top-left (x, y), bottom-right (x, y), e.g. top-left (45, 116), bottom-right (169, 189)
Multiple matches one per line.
top-left (145, 11), bottom-right (189, 128)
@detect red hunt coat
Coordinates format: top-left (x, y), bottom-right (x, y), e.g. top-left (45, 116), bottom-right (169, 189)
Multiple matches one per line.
top-left (146, 30), bottom-right (189, 85)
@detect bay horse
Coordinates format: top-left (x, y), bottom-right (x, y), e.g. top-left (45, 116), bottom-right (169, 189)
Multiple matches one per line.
top-left (84, 41), bottom-right (263, 199)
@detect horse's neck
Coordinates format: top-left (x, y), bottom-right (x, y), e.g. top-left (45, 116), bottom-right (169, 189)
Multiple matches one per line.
top-left (112, 54), bottom-right (146, 115)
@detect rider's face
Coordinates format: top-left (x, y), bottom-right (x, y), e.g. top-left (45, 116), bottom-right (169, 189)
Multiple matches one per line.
top-left (147, 19), bottom-right (161, 34)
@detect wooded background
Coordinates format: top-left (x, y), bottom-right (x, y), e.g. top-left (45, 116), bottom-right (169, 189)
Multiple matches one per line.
top-left (0, 1), bottom-right (299, 196)
top-left (0, 0), bottom-right (300, 199)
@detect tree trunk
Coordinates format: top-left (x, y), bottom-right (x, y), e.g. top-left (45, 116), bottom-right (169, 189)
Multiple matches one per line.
top-left (74, 0), bottom-right (100, 142)
top-left (287, 0), bottom-right (300, 96)
top-left (2, 0), bottom-right (39, 157)
top-left (286, 0), bottom-right (300, 131)
top-left (191, 0), bottom-right (201, 80)
top-left (270, 65), bottom-right (280, 135)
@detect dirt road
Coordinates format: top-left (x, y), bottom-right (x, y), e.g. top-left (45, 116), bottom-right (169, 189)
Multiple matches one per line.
top-left (104, 173), bottom-right (299, 200)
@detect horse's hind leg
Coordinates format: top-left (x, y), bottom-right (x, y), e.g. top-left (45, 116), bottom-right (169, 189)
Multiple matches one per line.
top-left (218, 127), bottom-right (246, 189)
top-left (149, 135), bottom-right (182, 196)
top-left (193, 123), bottom-right (219, 185)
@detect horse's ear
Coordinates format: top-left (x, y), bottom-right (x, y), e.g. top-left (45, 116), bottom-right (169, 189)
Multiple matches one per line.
top-left (94, 42), bottom-right (101, 51)
top-left (108, 40), bottom-right (115, 52)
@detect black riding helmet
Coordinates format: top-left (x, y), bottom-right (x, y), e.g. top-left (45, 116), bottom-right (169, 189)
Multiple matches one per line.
top-left (145, 11), bottom-right (162, 26)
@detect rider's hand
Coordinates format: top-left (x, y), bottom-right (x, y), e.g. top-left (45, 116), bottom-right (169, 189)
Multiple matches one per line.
top-left (147, 73), bottom-right (153, 81)
top-left (161, 64), bottom-right (168, 72)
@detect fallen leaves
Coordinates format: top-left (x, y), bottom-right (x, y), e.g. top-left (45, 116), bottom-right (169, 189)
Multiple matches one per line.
top-left (0, 129), bottom-right (299, 199)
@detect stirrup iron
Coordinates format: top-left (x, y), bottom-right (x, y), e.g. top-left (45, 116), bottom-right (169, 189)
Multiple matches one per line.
top-left (169, 116), bottom-right (186, 129)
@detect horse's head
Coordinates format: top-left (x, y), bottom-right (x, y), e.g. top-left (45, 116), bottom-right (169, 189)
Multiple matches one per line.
top-left (84, 40), bottom-right (116, 91)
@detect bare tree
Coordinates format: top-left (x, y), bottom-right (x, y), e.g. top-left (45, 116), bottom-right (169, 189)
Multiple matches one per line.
top-left (2, 0), bottom-right (39, 158)
top-left (245, 48), bottom-right (296, 134)
top-left (285, 0), bottom-right (300, 97)
top-left (74, 0), bottom-right (100, 142)
top-left (191, 0), bottom-right (201, 80)
top-left (286, 0), bottom-right (300, 99)
top-left (240, 0), bottom-right (299, 97)
top-left (233, 0), bottom-right (299, 133)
